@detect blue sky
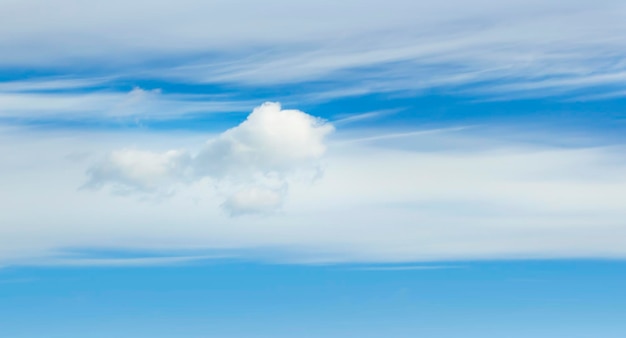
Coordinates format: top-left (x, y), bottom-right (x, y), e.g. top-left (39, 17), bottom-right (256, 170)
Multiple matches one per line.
top-left (1, 261), bottom-right (626, 337)
top-left (1, 0), bottom-right (626, 336)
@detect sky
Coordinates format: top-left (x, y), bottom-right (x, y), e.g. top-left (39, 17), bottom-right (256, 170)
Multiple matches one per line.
top-left (1, 0), bottom-right (626, 337)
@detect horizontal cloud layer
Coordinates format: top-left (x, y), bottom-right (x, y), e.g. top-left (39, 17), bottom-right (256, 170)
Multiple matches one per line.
top-left (1, 119), bottom-right (625, 266)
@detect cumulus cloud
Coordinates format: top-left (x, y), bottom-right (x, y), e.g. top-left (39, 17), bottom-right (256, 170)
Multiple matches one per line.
top-left (85, 102), bottom-right (334, 214)
top-left (195, 102), bottom-right (333, 177)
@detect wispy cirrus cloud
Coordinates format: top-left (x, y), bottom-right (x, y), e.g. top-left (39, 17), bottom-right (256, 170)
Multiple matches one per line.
top-left (1, 1), bottom-right (626, 100)
top-left (0, 77), bottom-right (110, 92)
top-left (0, 87), bottom-right (257, 122)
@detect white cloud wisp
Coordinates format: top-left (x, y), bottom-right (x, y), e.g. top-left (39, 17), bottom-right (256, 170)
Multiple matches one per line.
top-left (2, 1), bottom-right (626, 100)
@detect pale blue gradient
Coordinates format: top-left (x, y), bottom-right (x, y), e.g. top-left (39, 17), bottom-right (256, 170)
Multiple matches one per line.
top-left (1, 261), bottom-right (625, 338)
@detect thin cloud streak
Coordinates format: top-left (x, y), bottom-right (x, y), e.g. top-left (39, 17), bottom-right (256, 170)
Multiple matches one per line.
top-left (19, 255), bottom-right (226, 267)
top-left (0, 88), bottom-right (257, 121)
top-left (1, 1), bottom-right (625, 100)
top-left (350, 265), bottom-right (460, 271)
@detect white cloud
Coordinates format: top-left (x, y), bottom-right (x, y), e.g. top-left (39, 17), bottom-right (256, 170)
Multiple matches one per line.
top-left (1, 121), bottom-right (626, 267)
top-left (195, 102), bottom-right (333, 177)
top-left (85, 148), bottom-right (192, 194)
top-left (85, 102), bottom-right (334, 214)
top-left (0, 77), bottom-right (108, 92)
top-left (0, 84), bottom-right (257, 120)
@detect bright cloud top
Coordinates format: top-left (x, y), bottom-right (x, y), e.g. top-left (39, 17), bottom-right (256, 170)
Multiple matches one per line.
top-left (85, 102), bottom-right (334, 215)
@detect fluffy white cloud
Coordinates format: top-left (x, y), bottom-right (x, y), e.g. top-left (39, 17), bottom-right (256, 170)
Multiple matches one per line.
top-left (195, 102), bottom-right (333, 177)
top-left (85, 102), bottom-right (334, 213)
